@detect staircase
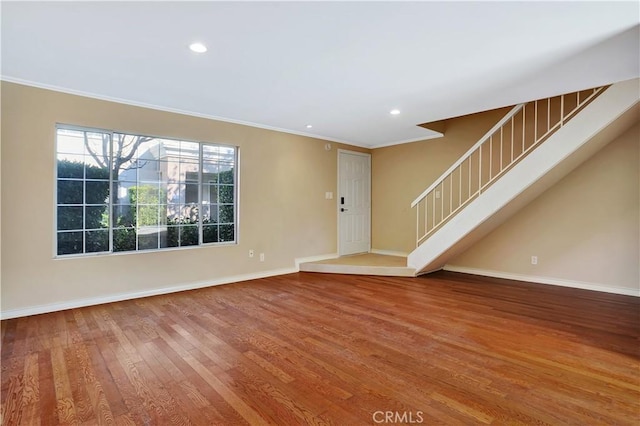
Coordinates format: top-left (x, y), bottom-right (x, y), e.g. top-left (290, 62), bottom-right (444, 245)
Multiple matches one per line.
top-left (299, 79), bottom-right (639, 278)
top-left (408, 78), bottom-right (640, 274)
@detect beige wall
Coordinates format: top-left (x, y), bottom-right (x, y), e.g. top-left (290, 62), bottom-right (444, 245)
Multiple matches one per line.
top-left (447, 122), bottom-right (639, 292)
top-left (0, 82), bottom-right (367, 315)
top-left (3, 81), bottom-right (636, 315)
top-left (372, 107), bottom-right (510, 254)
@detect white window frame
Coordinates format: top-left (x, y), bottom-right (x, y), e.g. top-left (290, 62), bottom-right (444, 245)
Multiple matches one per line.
top-left (54, 124), bottom-right (238, 257)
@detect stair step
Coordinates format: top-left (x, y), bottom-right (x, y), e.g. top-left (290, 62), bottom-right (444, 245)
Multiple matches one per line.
top-left (299, 254), bottom-right (416, 277)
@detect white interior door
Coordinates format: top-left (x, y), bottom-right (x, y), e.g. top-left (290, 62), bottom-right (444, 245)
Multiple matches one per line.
top-left (338, 150), bottom-right (371, 256)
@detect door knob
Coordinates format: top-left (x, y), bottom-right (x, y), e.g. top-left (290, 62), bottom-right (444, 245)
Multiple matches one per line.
top-left (341, 208), bottom-right (349, 212)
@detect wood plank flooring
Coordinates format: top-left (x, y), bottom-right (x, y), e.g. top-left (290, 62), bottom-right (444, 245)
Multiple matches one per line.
top-left (2, 271), bottom-right (639, 425)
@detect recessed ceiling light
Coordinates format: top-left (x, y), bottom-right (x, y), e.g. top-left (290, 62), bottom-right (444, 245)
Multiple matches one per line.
top-left (390, 109), bottom-right (401, 115)
top-left (189, 42), bottom-right (207, 53)
top-left (306, 124), bottom-right (313, 129)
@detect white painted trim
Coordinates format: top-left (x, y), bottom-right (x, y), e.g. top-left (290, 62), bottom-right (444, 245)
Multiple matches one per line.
top-left (2, 253), bottom-right (345, 319)
top-left (0, 76), bottom-right (367, 148)
top-left (371, 132), bottom-right (444, 149)
top-left (0, 267), bottom-right (298, 320)
top-left (370, 249), bottom-right (409, 257)
top-left (443, 265), bottom-right (640, 297)
top-left (294, 253), bottom-right (338, 268)
top-left (0, 77), bottom-right (450, 151)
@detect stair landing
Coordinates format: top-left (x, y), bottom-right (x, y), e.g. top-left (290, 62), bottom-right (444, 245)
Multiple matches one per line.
top-left (299, 253), bottom-right (416, 277)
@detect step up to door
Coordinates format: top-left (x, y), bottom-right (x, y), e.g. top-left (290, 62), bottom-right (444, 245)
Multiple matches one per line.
top-left (299, 254), bottom-right (416, 277)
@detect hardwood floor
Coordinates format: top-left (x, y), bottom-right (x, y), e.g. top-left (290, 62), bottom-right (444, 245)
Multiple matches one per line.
top-left (2, 271), bottom-right (639, 425)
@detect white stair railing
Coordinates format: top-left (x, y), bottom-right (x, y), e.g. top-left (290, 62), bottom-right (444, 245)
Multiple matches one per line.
top-left (411, 86), bottom-right (607, 246)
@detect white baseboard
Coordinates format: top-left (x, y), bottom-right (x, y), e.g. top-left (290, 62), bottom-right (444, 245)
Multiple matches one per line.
top-left (1, 253), bottom-right (344, 320)
top-left (0, 267), bottom-right (298, 320)
top-left (370, 249), bottom-right (410, 257)
top-left (443, 265), bottom-right (640, 297)
top-left (295, 253), bottom-right (338, 268)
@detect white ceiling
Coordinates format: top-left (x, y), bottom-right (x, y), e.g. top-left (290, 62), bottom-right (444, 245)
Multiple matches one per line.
top-left (2, 1), bottom-right (639, 148)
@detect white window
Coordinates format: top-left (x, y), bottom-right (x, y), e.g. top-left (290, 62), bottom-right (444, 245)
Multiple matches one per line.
top-left (55, 126), bottom-right (237, 256)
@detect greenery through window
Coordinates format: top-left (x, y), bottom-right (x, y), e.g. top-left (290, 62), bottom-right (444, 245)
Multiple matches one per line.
top-left (56, 126), bottom-right (237, 256)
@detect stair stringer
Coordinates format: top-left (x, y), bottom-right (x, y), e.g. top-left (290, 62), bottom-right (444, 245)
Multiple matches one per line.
top-left (408, 78), bottom-right (640, 275)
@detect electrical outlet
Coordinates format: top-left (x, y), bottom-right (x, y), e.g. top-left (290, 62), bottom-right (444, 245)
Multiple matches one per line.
top-left (435, 190), bottom-right (441, 199)
top-left (531, 256), bottom-right (538, 265)
top-left (249, 249), bottom-right (254, 258)
top-left (260, 253), bottom-right (265, 262)
top-left (325, 191), bottom-right (333, 200)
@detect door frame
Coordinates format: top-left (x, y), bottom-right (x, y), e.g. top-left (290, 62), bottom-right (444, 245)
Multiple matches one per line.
top-left (337, 149), bottom-right (372, 256)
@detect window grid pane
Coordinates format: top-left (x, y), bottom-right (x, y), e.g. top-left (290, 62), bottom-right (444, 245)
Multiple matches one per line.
top-left (56, 128), bottom-right (112, 255)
